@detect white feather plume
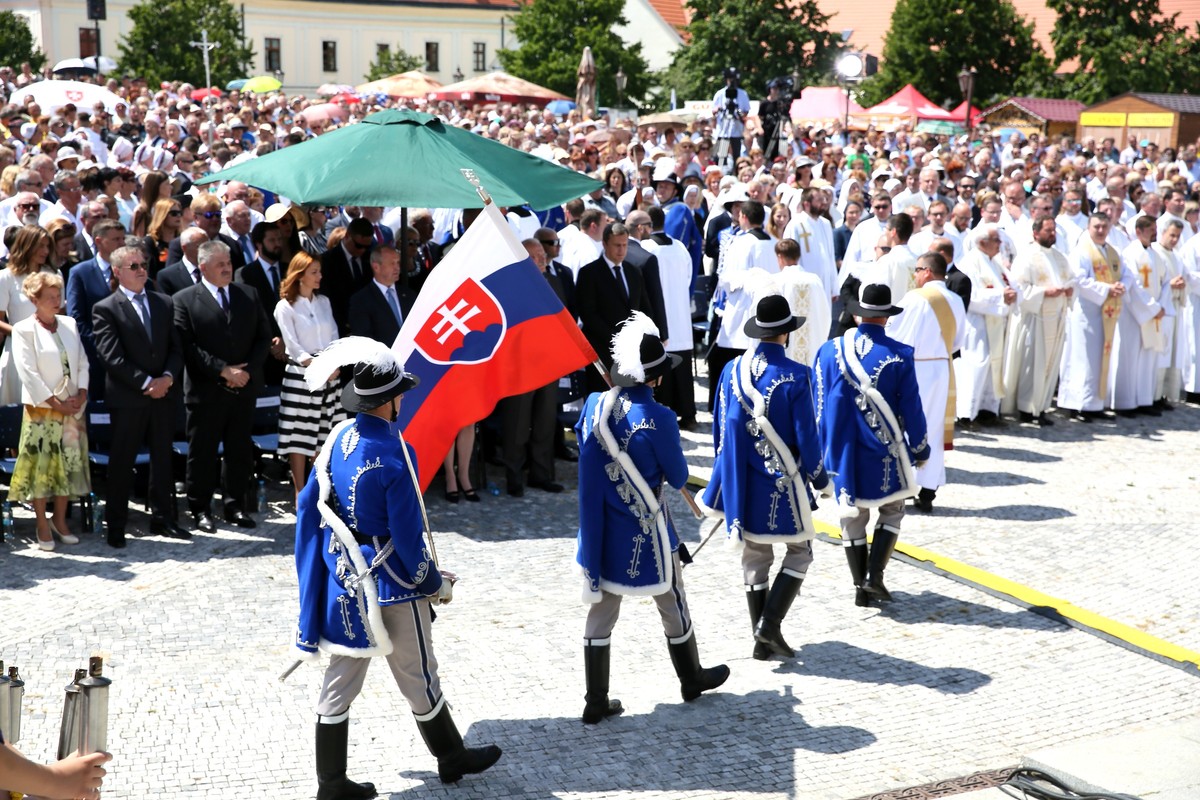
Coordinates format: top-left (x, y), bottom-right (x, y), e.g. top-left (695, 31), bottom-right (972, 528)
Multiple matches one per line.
top-left (304, 336), bottom-right (401, 391)
top-left (610, 311), bottom-right (659, 383)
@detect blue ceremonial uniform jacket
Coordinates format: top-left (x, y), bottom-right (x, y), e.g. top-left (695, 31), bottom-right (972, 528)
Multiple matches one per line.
top-left (702, 342), bottom-right (828, 543)
top-left (576, 384), bottom-right (689, 601)
top-left (814, 324), bottom-right (931, 508)
top-left (294, 414), bottom-right (442, 659)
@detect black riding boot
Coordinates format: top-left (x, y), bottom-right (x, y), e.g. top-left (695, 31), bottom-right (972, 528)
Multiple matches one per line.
top-left (754, 572), bottom-right (803, 657)
top-left (315, 716), bottom-right (377, 800)
top-left (844, 541), bottom-right (870, 607)
top-left (863, 526), bottom-right (899, 602)
top-left (582, 643), bottom-right (624, 724)
top-left (746, 583), bottom-right (770, 660)
top-left (667, 631), bottom-right (730, 701)
top-left (414, 701), bottom-right (502, 784)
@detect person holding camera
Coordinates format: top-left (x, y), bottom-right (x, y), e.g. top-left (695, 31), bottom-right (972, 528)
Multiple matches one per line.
top-left (758, 79), bottom-right (791, 162)
top-left (712, 67), bottom-right (750, 174)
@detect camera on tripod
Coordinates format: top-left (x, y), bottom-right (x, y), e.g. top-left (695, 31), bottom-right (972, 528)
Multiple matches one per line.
top-left (722, 67), bottom-right (744, 120)
top-left (766, 76), bottom-right (795, 108)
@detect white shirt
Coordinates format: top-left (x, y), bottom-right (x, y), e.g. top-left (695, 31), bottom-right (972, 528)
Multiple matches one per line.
top-left (641, 233), bottom-right (693, 353)
top-left (274, 294), bottom-right (338, 364)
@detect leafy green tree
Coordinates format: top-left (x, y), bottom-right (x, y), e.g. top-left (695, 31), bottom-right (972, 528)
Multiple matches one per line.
top-left (0, 11), bottom-right (46, 72)
top-left (364, 45), bottom-right (424, 83)
top-left (117, 0), bottom-right (254, 88)
top-left (665, 0), bottom-right (839, 106)
top-left (498, 0), bottom-right (651, 107)
top-left (1047, 0), bottom-right (1200, 104)
top-left (857, 0), bottom-right (1053, 109)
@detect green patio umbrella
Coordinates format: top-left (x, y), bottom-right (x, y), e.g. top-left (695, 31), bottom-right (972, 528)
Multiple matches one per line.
top-left (195, 109), bottom-right (602, 210)
top-left (242, 75), bottom-right (282, 93)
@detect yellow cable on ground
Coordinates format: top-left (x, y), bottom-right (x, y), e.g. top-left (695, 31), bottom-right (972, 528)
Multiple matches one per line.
top-left (686, 470), bottom-right (1200, 672)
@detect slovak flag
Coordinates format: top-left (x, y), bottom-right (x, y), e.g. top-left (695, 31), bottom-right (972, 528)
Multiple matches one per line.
top-left (393, 202), bottom-right (598, 490)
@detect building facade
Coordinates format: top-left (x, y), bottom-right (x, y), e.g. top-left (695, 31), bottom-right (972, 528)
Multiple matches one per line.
top-left (4, 0), bottom-right (516, 92)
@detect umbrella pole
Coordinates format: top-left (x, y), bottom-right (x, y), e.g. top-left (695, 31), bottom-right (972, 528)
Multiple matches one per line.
top-left (400, 206), bottom-right (409, 289)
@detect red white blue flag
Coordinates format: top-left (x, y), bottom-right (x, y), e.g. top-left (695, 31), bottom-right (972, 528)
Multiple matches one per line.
top-left (393, 203), bottom-right (597, 490)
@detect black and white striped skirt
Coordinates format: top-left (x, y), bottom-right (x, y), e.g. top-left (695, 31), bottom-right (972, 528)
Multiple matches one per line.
top-left (278, 361), bottom-right (347, 457)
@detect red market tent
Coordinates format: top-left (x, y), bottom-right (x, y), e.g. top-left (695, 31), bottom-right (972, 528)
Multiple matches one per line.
top-left (427, 71), bottom-right (568, 107)
top-left (949, 100), bottom-right (983, 127)
top-left (789, 86), bottom-right (864, 122)
top-left (851, 84), bottom-right (955, 129)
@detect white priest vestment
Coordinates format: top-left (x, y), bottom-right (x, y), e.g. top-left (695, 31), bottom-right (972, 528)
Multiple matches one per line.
top-left (1180, 236), bottom-right (1200, 394)
top-left (1002, 243), bottom-right (1075, 417)
top-left (784, 211), bottom-right (837, 304)
top-left (1058, 239), bottom-right (1127, 412)
top-left (887, 282), bottom-right (966, 491)
top-left (1151, 243), bottom-right (1189, 402)
top-left (776, 267), bottom-right (830, 369)
top-left (1113, 241), bottom-right (1164, 409)
top-left (859, 243), bottom-right (918, 308)
top-left (954, 249), bottom-right (1013, 418)
top-left (642, 234), bottom-right (696, 355)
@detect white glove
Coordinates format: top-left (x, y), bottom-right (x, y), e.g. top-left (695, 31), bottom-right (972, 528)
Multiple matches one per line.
top-left (818, 483), bottom-right (833, 499)
top-left (436, 574), bottom-right (455, 605)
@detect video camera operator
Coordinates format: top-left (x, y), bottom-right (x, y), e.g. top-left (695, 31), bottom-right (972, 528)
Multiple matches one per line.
top-left (758, 77), bottom-right (792, 162)
top-left (711, 67), bottom-right (750, 173)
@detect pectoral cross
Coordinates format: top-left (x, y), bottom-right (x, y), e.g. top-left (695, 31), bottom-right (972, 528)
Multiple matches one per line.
top-left (795, 225), bottom-right (812, 253)
top-left (1139, 262), bottom-right (1151, 289)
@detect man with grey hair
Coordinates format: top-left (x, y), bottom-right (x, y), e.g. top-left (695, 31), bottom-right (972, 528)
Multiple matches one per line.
top-left (576, 221), bottom-right (653, 393)
top-left (173, 238), bottom-right (272, 533)
top-left (39, 170), bottom-right (84, 228)
top-left (955, 223), bottom-right (1017, 425)
top-left (73, 199), bottom-right (109, 261)
top-left (157, 227), bottom-right (208, 295)
top-left (0, 169), bottom-right (50, 229)
top-left (92, 244), bottom-right (186, 547)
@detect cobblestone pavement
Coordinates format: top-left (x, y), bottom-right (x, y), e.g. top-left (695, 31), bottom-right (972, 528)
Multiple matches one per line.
top-left (2, 383), bottom-right (1197, 799)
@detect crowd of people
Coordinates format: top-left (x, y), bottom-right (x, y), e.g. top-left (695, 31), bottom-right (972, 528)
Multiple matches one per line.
top-left (0, 67), bottom-right (1197, 552)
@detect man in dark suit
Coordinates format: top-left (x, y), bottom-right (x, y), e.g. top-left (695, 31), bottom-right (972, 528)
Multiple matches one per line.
top-left (234, 221), bottom-right (287, 386)
top-left (92, 245), bottom-right (187, 548)
top-left (348, 245), bottom-right (414, 346)
top-left (165, 193), bottom-right (246, 271)
top-left (72, 199), bottom-right (107, 264)
top-left (576, 222), bottom-right (653, 394)
top-left (535, 227), bottom-right (575, 319)
top-left (66, 218), bottom-right (127, 400)
top-left (173, 239), bottom-right (272, 533)
top-left (361, 206), bottom-right (395, 246)
top-left (157, 228), bottom-right (207, 295)
top-left (321, 217), bottom-right (376, 335)
top-left (623, 210), bottom-right (669, 340)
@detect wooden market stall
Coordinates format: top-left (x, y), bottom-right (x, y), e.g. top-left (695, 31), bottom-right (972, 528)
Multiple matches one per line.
top-left (1075, 93), bottom-right (1200, 149)
top-left (977, 97), bottom-right (1084, 139)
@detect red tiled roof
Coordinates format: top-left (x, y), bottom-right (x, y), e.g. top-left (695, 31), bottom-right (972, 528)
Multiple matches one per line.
top-left (982, 96), bottom-right (1086, 122)
top-left (646, 0), bottom-right (690, 37)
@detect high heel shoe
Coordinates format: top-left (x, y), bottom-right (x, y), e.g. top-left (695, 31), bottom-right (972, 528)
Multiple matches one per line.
top-left (51, 521), bottom-right (79, 545)
top-left (35, 527), bottom-right (55, 551)
top-left (444, 489), bottom-right (461, 504)
top-left (461, 487), bottom-right (481, 502)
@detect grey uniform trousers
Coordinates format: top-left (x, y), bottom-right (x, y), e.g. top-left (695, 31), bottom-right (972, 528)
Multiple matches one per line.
top-left (584, 551), bottom-right (692, 644)
top-left (316, 598), bottom-right (443, 721)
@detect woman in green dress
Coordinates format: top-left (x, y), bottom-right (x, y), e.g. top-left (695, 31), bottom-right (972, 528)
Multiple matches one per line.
top-left (10, 271), bottom-right (90, 551)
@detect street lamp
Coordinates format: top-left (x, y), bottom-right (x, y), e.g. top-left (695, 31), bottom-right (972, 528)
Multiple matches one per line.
top-left (836, 52), bottom-right (865, 135)
top-left (615, 66), bottom-right (626, 109)
top-left (958, 65), bottom-right (977, 138)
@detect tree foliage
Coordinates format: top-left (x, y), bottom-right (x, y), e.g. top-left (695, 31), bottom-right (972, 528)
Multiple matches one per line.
top-left (1047, 0), bottom-right (1200, 104)
top-left (117, 0), bottom-right (254, 88)
top-left (0, 11), bottom-right (46, 72)
top-left (665, 0), bottom-right (840, 105)
top-left (364, 45), bottom-right (424, 83)
top-left (857, 0), bottom-right (1053, 109)
top-left (498, 0), bottom-right (651, 108)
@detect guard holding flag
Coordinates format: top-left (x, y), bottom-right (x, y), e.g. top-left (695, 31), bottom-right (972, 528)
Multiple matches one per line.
top-left (700, 294), bottom-right (829, 660)
top-left (293, 337), bottom-right (501, 797)
top-left (576, 312), bottom-right (729, 725)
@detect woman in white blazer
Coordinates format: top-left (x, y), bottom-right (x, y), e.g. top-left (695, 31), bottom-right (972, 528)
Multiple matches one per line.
top-left (10, 271), bottom-right (91, 551)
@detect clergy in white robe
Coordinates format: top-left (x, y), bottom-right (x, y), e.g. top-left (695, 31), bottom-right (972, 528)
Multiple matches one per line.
top-left (560, 210), bottom-right (606, 277)
top-left (909, 201), bottom-right (964, 265)
top-left (1152, 223), bottom-right (1190, 404)
top-left (1058, 214), bottom-right (1133, 415)
top-left (1002, 218), bottom-right (1075, 421)
top-left (953, 226), bottom-right (1016, 420)
top-left (842, 193), bottom-right (893, 265)
top-left (1114, 219), bottom-right (1166, 411)
top-left (1055, 191), bottom-right (1090, 252)
top-left (858, 214), bottom-right (919, 308)
top-left (887, 253), bottom-right (967, 500)
top-left (716, 203), bottom-right (779, 353)
top-left (773, 238), bottom-right (831, 368)
top-left (1179, 228), bottom-right (1200, 398)
top-left (783, 188), bottom-right (839, 334)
